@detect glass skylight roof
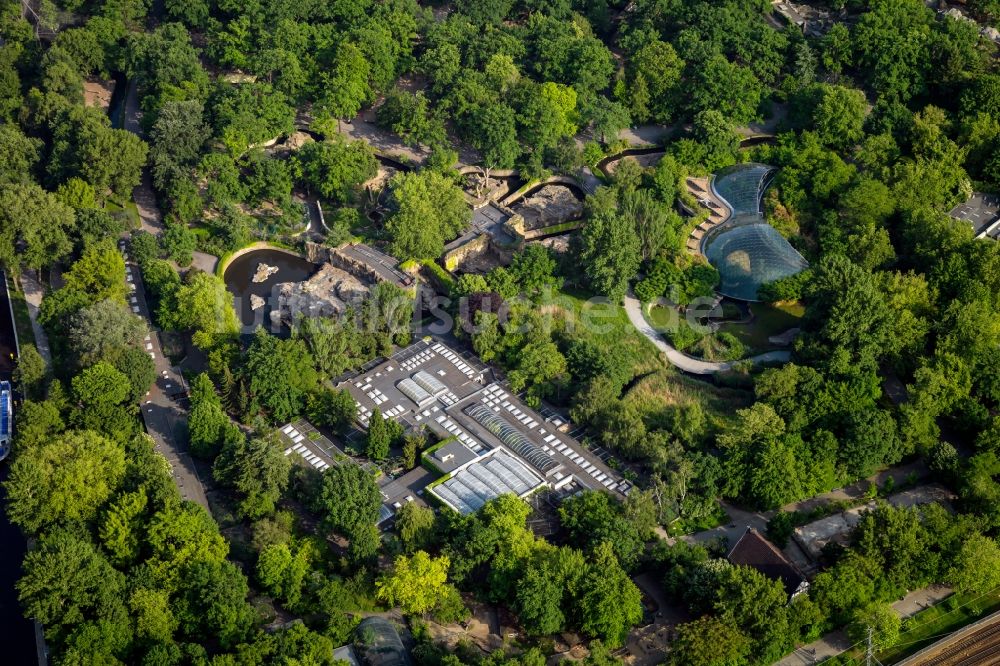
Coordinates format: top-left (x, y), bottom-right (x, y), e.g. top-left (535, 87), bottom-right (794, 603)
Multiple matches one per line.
top-left (705, 222), bottom-right (809, 301)
top-left (704, 163), bottom-right (808, 301)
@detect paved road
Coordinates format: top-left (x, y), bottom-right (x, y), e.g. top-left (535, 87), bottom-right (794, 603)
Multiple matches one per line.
top-left (682, 501), bottom-right (771, 547)
top-left (17, 271), bottom-right (51, 364)
top-left (120, 239), bottom-right (208, 509)
top-left (774, 585), bottom-right (953, 665)
top-left (121, 83), bottom-right (209, 509)
top-left (122, 79), bottom-right (217, 272)
top-left (622, 291), bottom-right (791, 375)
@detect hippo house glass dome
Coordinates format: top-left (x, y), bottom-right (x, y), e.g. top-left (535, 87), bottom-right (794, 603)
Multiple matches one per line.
top-left (703, 164), bottom-right (808, 301)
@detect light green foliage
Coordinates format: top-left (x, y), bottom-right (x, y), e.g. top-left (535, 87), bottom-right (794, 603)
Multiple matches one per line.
top-left (813, 84), bottom-right (868, 148)
top-left (518, 81), bottom-right (579, 151)
top-left (146, 502), bottom-right (229, 588)
top-left (386, 170), bottom-right (471, 260)
top-left (376, 551), bottom-right (463, 617)
top-left (257, 540), bottom-right (313, 608)
top-left (509, 245), bottom-right (559, 298)
top-left (243, 329), bottom-right (318, 423)
top-left (0, 123), bottom-right (42, 184)
top-left (161, 220), bottom-right (197, 266)
top-left (377, 88), bottom-right (446, 148)
top-left (68, 299), bottom-right (147, 367)
top-left (395, 502), bottom-right (435, 553)
top-left (6, 429), bottom-right (127, 534)
top-left (516, 545), bottom-right (586, 636)
top-left (168, 271), bottom-right (240, 349)
top-left (689, 55), bottom-right (763, 126)
top-left (948, 533), bottom-right (1000, 595)
top-left (578, 541), bottom-right (643, 648)
top-left (130, 587), bottom-right (177, 643)
top-left (848, 602), bottom-right (901, 652)
top-left (574, 206), bottom-right (641, 303)
top-left (366, 408), bottom-right (395, 460)
top-left (13, 399), bottom-right (65, 450)
top-left (72, 362), bottom-right (129, 406)
top-left (624, 40), bottom-right (683, 124)
top-left (314, 42), bottom-right (372, 131)
top-left (187, 373), bottom-right (235, 459)
top-left (0, 181), bottom-right (75, 271)
top-left (55, 177), bottom-right (97, 210)
top-left (467, 103), bottom-right (520, 169)
top-left (17, 529), bottom-right (126, 637)
top-left (171, 558), bottom-right (253, 649)
top-left (559, 490), bottom-right (652, 572)
top-left (508, 341), bottom-right (566, 400)
top-left (99, 487), bottom-right (148, 567)
top-left (211, 82), bottom-right (294, 156)
top-left (853, 0), bottom-right (932, 102)
top-left (669, 615), bottom-right (752, 666)
top-left (314, 463), bottom-right (382, 538)
top-left (13, 343), bottom-right (47, 400)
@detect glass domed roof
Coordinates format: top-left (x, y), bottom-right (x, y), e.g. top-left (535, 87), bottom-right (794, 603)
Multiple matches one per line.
top-left (702, 163), bottom-right (808, 301)
top-left (705, 222), bottom-right (809, 301)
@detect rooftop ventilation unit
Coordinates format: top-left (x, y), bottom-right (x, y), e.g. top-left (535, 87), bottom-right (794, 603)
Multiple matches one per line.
top-left (397, 377), bottom-right (434, 407)
top-left (413, 369), bottom-right (447, 396)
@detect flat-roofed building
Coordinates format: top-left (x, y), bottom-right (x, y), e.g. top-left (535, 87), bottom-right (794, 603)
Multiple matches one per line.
top-left (428, 446), bottom-right (546, 515)
top-left (276, 419), bottom-right (356, 474)
top-left (950, 192), bottom-right (1000, 240)
top-left (338, 339), bottom-right (632, 514)
top-left (425, 439), bottom-right (479, 474)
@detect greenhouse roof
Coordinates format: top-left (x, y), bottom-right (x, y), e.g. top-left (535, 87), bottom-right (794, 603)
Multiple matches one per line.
top-left (705, 222), bottom-right (809, 301)
top-left (712, 163), bottom-right (775, 216)
top-left (703, 163), bottom-right (807, 301)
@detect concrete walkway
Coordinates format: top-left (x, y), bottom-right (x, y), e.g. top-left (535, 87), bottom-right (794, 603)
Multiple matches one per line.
top-left (622, 291), bottom-right (791, 375)
top-left (17, 271), bottom-right (51, 365)
top-left (774, 585), bottom-right (953, 665)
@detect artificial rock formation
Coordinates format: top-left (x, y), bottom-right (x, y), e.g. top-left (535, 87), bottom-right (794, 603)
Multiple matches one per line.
top-left (269, 263), bottom-right (369, 328)
top-left (511, 185), bottom-right (583, 231)
top-left (252, 262), bottom-right (279, 283)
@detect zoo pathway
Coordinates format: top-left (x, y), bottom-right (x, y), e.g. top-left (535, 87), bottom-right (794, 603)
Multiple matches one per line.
top-left (621, 291), bottom-right (791, 375)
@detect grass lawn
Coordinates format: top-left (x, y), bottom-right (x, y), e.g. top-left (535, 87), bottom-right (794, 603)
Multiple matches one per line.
top-left (648, 303), bottom-right (676, 330)
top-left (107, 199), bottom-right (141, 230)
top-left (624, 369), bottom-right (754, 433)
top-left (717, 301), bottom-right (804, 353)
top-left (667, 501), bottom-right (729, 536)
top-left (879, 589), bottom-right (1000, 664)
top-left (6, 273), bottom-right (36, 350)
top-left (546, 287), bottom-right (661, 377)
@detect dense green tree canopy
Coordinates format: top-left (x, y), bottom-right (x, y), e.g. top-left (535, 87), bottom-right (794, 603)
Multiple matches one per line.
top-left (386, 170), bottom-right (471, 259)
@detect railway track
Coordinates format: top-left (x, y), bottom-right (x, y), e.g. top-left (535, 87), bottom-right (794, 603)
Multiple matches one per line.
top-left (917, 618), bottom-right (1000, 665)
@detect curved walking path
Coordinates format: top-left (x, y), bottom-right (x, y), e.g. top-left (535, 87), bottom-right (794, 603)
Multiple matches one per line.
top-left (622, 292), bottom-right (791, 374)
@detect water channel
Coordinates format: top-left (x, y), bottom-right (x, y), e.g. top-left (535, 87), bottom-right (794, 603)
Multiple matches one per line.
top-left (0, 273), bottom-right (39, 664)
top-left (223, 249), bottom-right (320, 334)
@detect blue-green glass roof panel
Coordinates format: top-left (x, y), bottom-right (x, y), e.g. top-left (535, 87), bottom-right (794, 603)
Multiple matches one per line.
top-left (712, 163), bottom-right (775, 216)
top-left (704, 223), bottom-right (808, 301)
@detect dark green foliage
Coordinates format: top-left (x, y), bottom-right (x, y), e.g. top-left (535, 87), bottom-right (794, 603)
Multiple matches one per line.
top-left (243, 329), bottom-right (319, 423)
top-left (294, 138), bottom-right (378, 203)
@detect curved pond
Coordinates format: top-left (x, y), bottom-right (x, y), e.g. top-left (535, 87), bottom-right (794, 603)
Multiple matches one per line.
top-left (223, 248), bottom-right (319, 333)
